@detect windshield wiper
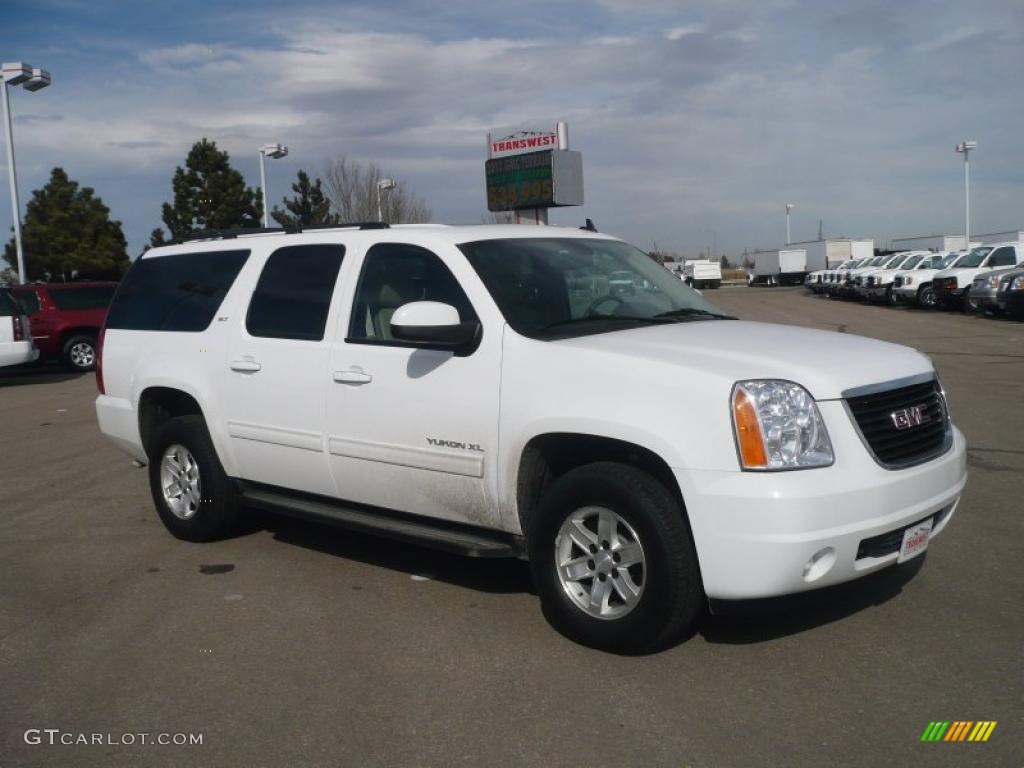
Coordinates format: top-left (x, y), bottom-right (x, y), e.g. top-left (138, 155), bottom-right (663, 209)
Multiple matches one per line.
top-left (538, 315), bottom-right (679, 332)
top-left (653, 308), bottom-right (737, 320)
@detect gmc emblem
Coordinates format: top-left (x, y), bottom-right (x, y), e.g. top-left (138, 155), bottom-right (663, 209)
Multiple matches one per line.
top-left (891, 404), bottom-right (929, 430)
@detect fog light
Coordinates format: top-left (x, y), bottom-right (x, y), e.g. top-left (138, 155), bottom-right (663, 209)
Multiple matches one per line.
top-left (802, 547), bottom-right (836, 583)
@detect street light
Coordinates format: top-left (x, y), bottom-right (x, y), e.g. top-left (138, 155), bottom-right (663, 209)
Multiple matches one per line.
top-left (2, 62), bottom-right (52, 284)
top-left (258, 143), bottom-right (288, 228)
top-left (955, 141), bottom-right (977, 248)
top-left (785, 203), bottom-right (794, 244)
top-left (377, 178), bottom-right (396, 222)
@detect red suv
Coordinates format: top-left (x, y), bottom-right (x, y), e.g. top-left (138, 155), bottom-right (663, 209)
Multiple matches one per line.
top-left (11, 282), bottom-right (118, 371)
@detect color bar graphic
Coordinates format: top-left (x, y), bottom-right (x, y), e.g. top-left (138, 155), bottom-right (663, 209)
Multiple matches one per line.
top-left (921, 721), bottom-right (996, 742)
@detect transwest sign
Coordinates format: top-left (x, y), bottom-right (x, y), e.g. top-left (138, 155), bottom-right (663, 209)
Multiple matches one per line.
top-left (489, 128), bottom-right (560, 159)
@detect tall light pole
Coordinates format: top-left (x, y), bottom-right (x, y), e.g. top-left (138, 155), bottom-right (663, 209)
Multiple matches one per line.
top-left (377, 178), bottom-right (396, 222)
top-left (955, 141), bottom-right (977, 248)
top-left (785, 203), bottom-right (794, 244)
top-left (2, 62), bottom-right (51, 284)
top-left (258, 143), bottom-right (288, 228)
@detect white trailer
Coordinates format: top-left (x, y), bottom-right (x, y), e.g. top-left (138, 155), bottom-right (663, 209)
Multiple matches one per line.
top-left (786, 238), bottom-right (874, 268)
top-left (748, 249), bottom-right (811, 286)
top-left (974, 230), bottom-right (1024, 245)
top-left (681, 259), bottom-right (722, 289)
top-left (890, 234), bottom-right (968, 252)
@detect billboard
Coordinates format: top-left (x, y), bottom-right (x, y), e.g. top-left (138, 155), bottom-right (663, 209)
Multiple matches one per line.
top-left (488, 123), bottom-right (561, 159)
top-left (485, 149), bottom-right (584, 212)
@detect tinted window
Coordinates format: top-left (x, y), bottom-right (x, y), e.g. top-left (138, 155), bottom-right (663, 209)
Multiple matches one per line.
top-left (988, 247), bottom-right (1016, 267)
top-left (246, 244), bottom-right (344, 341)
top-left (48, 285), bottom-right (117, 311)
top-left (349, 243), bottom-right (476, 342)
top-left (13, 289), bottom-right (39, 315)
top-left (106, 250), bottom-right (250, 332)
top-left (0, 289), bottom-right (20, 316)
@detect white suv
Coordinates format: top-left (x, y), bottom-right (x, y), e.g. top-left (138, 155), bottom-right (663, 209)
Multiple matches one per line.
top-left (95, 224), bottom-right (967, 653)
top-left (0, 287), bottom-right (38, 368)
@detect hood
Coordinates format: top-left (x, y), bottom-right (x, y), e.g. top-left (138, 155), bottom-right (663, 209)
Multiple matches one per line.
top-left (556, 321), bottom-right (933, 401)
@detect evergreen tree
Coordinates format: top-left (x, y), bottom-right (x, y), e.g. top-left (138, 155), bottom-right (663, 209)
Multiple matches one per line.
top-left (2, 167), bottom-right (129, 281)
top-left (150, 138), bottom-right (262, 245)
top-left (271, 170), bottom-right (339, 229)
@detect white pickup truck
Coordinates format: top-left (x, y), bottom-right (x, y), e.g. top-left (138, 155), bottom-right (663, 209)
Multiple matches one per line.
top-left (95, 224), bottom-right (967, 653)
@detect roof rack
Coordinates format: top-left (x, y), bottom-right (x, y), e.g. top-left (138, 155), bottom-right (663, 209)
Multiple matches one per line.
top-left (173, 222), bottom-right (391, 244)
top-left (173, 227), bottom-right (295, 244)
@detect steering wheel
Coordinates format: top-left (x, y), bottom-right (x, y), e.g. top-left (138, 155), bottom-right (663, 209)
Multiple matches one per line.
top-left (585, 295), bottom-right (626, 317)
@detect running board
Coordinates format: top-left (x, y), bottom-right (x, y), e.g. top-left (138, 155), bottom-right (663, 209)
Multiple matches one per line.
top-left (235, 481), bottom-right (525, 559)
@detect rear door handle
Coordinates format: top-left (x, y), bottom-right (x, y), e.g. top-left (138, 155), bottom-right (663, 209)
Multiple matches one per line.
top-left (230, 359), bottom-right (262, 373)
top-left (333, 369), bottom-right (372, 384)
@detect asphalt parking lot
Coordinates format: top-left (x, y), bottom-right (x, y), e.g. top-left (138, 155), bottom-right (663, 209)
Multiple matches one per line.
top-left (2, 286), bottom-right (1021, 768)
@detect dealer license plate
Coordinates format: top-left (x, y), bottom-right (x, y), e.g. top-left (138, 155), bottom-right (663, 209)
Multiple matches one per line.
top-left (898, 519), bottom-right (933, 563)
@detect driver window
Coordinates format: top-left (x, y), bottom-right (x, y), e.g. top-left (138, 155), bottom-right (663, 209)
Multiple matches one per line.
top-left (348, 243), bottom-right (477, 342)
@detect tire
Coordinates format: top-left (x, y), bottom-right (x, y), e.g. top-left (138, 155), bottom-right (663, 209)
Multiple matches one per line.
top-left (147, 415), bottom-right (240, 542)
top-left (886, 286), bottom-right (897, 306)
top-left (61, 333), bottom-right (97, 372)
top-left (964, 294), bottom-right (981, 315)
top-left (528, 462), bottom-right (703, 654)
top-left (918, 285), bottom-right (937, 309)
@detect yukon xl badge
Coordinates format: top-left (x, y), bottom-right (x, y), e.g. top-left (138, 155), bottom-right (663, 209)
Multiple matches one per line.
top-left (891, 404), bottom-right (929, 430)
top-left (427, 437), bottom-right (484, 453)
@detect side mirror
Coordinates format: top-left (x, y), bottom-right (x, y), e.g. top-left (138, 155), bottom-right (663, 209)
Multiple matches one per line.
top-left (390, 301), bottom-right (480, 352)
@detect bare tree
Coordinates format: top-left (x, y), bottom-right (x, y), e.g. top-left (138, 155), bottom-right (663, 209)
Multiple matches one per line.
top-left (321, 156), bottom-right (432, 224)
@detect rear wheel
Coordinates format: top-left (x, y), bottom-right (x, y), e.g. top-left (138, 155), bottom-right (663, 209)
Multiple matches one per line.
top-left (62, 334), bottom-right (97, 372)
top-left (148, 415), bottom-right (240, 542)
top-left (528, 462), bottom-right (703, 654)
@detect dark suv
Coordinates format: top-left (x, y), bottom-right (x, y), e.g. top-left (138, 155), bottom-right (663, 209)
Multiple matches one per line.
top-left (11, 282), bottom-right (117, 371)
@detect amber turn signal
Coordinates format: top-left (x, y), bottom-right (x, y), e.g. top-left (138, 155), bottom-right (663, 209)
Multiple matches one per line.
top-left (733, 386), bottom-right (768, 469)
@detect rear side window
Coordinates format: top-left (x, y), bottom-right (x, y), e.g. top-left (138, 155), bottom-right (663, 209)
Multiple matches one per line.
top-left (14, 290), bottom-right (40, 314)
top-left (0, 289), bottom-right (20, 316)
top-left (48, 285), bottom-right (117, 311)
top-left (246, 244), bottom-right (345, 341)
top-left (105, 250), bottom-right (250, 332)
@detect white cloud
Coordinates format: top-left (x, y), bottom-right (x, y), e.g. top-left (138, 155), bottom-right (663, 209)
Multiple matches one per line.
top-left (665, 24), bottom-right (706, 40)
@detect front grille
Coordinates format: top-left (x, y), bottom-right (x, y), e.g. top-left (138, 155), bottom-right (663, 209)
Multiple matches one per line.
top-left (856, 507), bottom-right (950, 560)
top-left (934, 277), bottom-right (957, 292)
top-left (894, 276), bottom-right (904, 288)
top-left (845, 379), bottom-right (950, 468)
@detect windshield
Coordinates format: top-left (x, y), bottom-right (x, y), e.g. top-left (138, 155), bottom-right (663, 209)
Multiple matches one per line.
top-left (882, 254), bottom-right (907, 268)
top-left (900, 255), bottom-right (924, 269)
top-left (956, 247), bottom-right (992, 268)
top-left (459, 237), bottom-right (732, 339)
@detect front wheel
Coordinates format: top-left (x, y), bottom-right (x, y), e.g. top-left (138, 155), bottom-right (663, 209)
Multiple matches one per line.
top-left (918, 285), bottom-right (937, 309)
top-left (964, 294), bottom-right (981, 314)
top-left (528, 462), bottom-right (703, 654)
top-left (148, 415), bottom-right (240, 542)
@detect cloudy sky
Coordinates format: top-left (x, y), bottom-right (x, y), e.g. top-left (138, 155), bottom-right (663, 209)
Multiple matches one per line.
top-left (1, 0), bottom-right (1022, 258)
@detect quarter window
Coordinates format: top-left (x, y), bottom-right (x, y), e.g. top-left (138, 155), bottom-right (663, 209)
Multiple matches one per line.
top-left (246, 244), bottom-right (345, 341)
top-left (348, 244), bottom-right (477, 342)
top-left (48, 285), bottom-right (117, 311)
top-left (106, 250), bottom-right (250, 332)
top-left (13, 290), bottom-right (40, 315)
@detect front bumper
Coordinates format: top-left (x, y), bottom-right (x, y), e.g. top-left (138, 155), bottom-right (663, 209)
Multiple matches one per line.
top-left (862, 283), bottom-right (893, 300)
top-left (968, 285), bottom-right (1000, 310)
top-left (673, 400), bottom-right (967, 600)
top-left (997, 291), bottom-right (1024, 315)
top-left (0, 340), bottom-right (39, 368)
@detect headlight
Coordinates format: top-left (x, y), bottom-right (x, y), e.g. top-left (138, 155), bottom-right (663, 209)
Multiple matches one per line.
top-left (1011, 276), bottom-right (1024, 291)
top-left (905, 276), bottom-right (914, 286)
top-left (987, 274), bottom-right (1000, 287)
top-left (731, 380), bottom-right (834, 470)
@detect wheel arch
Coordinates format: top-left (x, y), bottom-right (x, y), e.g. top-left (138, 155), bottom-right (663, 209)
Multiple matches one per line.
top-left (138, 386), bottom-right (206, 458)
top-left (515, 432), bottom-right (686, 536)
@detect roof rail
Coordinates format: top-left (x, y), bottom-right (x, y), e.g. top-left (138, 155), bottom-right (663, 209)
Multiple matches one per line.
top-left (301, 222), bottom-right (390, 231)
top-left (173, 227), bottom-right (295, 244)
top-left (172, 221), bottom-right (392, 244)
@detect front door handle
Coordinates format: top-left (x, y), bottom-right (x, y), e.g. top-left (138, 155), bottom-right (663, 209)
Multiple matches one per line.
top-left (333, 369), bottom-right (372, 384)
top-left (230, 359), bottom-right (262, 373)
